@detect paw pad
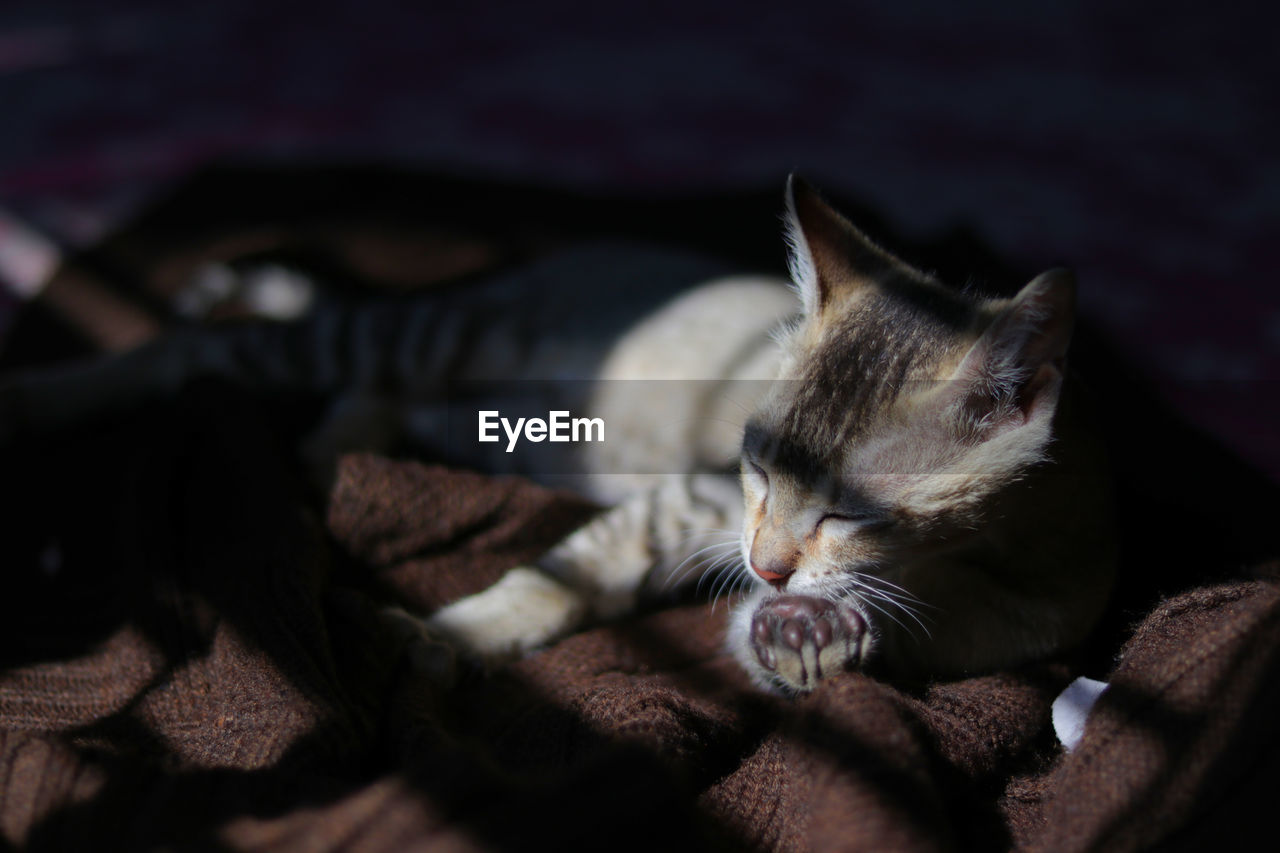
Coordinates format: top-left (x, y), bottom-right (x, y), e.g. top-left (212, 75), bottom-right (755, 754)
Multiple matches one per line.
top-left (749, 595), bottom-right (867, 691)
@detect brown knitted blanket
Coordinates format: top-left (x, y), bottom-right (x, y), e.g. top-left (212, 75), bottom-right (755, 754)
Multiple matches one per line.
top-left (2, 171), bottom-right (1278, 851)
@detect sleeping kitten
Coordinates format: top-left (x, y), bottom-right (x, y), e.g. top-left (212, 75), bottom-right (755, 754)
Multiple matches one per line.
top-left (427, 178), bottom-right (1116, 690)
top-left (0, 177), bottom-right (1116, 692)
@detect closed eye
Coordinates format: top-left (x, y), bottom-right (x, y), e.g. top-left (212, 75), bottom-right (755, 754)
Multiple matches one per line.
top-left (820, 512), bottom-right (894, 531)
top-left (742, 459), bottom-right (769, 496)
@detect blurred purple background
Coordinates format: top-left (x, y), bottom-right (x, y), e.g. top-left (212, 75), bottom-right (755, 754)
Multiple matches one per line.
top-left (2, 0), bottom-right (1277, 476)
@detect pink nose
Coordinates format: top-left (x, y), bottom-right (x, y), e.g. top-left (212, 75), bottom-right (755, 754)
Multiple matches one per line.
top-left (751, 563), bottom-right (791, 586)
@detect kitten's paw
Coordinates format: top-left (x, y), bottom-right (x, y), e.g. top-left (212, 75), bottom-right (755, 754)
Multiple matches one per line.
top-left (424, 566), bottom-right (588, 665)
top-left (750, 595), bottom-right (868, 692)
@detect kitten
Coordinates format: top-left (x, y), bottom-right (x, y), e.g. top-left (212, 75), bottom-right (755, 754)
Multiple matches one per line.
top-left (425, 178), bottom-right (1116, 691)
top-left (0, 178), bottom-right (1116, 692)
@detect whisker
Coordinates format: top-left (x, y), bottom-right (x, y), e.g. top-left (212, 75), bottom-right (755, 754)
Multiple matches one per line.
top-left (708, 558), bottom-right (751, 613)
top-left (679, 526), bottom-right (742, 541)
top-left (845, 574), bottom-right (935, 619)
top-left (834, 575), bottom-right (935, 642)
top-left (858, 586), bottom-right (934, 626)
top-left (710, 562), bottom-right (738, 606)
top-left (854, 592), bottom-right (921, 642)
top-left (707, 391), bottom-right (755, 418)
top-left (677, 540), bottom-right (739, 568)
top-left (730, 568), bottom-right (757, 599)
top-left (666, 540), bottom-right (740, 591)
top-left (866, 589), bottom-right (933, 640)
top-left (693, 552), bottom-right (740, 598)
top-left (851, 572), bottom-right (940, 610)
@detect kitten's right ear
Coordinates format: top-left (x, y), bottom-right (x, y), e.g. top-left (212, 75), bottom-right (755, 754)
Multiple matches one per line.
top-left (784, 175), bottom-right (901, 317)
top-left (947, 268), bottom-right (1077, 437)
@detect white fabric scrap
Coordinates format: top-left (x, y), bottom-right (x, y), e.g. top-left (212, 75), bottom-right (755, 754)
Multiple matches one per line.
top-left (1052, 676), bottom-right (1109, 753)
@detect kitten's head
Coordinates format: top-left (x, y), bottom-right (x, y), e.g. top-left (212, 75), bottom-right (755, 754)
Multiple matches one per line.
top-left (740, 177), bottom-right (1076, 602)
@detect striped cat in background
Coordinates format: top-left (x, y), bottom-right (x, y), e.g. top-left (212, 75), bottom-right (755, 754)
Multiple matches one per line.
top-left (0, 178), bottom-right (1115, 692)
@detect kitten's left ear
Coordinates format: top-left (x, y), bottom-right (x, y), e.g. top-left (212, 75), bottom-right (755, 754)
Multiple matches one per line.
top-left (784, 175), bottom-right (906, 317)
top-left (949, 268), bottom-right (1076, 435)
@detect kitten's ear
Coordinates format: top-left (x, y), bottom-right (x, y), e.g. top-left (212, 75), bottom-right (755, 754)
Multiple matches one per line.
top-left (948, 268), bottom-right (1076, 436)
top-left (784, 175), bottom-right (900, 316)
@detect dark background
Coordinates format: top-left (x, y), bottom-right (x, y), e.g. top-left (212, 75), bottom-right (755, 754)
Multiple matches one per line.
top-left (1, 0), bottom-right (1277, 478)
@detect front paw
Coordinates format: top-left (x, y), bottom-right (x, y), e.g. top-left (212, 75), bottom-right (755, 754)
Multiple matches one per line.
top-left (424, 566), bottom-right (588, 664)
top-left (750, 595), bottom-right (868, 692)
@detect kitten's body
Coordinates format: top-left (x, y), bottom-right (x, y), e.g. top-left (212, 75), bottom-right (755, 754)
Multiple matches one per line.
top-left (0, 178), bottom-right (1115, 692)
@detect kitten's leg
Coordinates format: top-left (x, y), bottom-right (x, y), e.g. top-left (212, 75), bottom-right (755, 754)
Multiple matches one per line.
top-left (424, 472), bottom-right (743, 661)
top-left (420, 567), bottom-right (589, 662)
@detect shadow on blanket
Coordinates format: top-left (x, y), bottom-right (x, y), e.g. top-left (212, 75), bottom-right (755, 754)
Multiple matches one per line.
top-left (1, 168), bottom-right (1278, 851)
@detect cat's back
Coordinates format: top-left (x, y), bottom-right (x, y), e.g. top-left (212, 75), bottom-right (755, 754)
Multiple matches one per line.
top-left (577, 274), bottom-right (795, 501)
